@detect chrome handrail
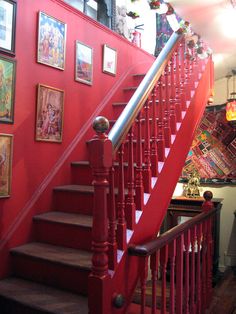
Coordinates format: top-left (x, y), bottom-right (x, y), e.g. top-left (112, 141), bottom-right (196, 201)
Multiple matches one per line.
top-left (108, 31), bottom-right (183, 153)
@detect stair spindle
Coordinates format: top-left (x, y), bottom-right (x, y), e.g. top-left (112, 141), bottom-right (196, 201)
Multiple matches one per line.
top-left (164, 64), bottom-right (171, 148)
top-left (184, 229), bottom-right (191, 314)
top-left (160, 245), bottom-right (168, 314)
top-left (157, 77), bottom-right (165, 162)
top-left (169, 240), bottom-right (176, 314)
top-left (190, 225), bottom-right (197, 314)
top-left (135, 112), bottom-right (144, 211)
top-left (151, 85), bottom-right (158, 177)
top-left (169, 54), bottom-right (177, 134)
top-left (143, 97), bottom-right (152, 193)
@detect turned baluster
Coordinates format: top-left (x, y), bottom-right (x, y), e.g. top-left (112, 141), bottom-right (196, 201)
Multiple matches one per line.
top-left (196, 223), bottom-right (202, 314)
top-left (201, 220), bottom-right (207, 313)
top-left (117, 143), bottom-right (127, 250)
top-left (160, 245), bottom-right (168, 314)
top-left (164, 64), bottom-right (171, 148)
top-left (190, 225), bottom-right (197, 314)
top-left (150, 252), bottom-right (159, 314)
top-left (180, 39), bottom-right (187, 111)
top-left (175, 44), bottom-right (183, 120)
top-left (135, 111), bottom-right (144, 210)
top-left (157, 77), bottom-right (165, 162)
top-left (176, 234), bottom-right (184, 314)
top-left (126, 126), bottom-right (136, 229)
top-left (169, 53), bottom-right (177, 134)
top-left (140, 257), bottom-right (148, 314)
top-left (169, 239), bottom-right (176, 314)
top-left (143, 97), bottom-right (152, 193)
top-left (184, 229), bottom-right (191, 314)
top-left (108, 166), bottom-right (117, 269)
top-left (151, 85), bottom-right (158, 177)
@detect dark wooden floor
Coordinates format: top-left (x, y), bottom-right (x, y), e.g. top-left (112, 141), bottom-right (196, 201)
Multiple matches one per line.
top-left (208, 267), bottom-right (236, 314)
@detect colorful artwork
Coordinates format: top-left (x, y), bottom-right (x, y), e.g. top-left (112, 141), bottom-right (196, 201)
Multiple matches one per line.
top-left (0, 133), bottom-right (13, 197)
top-left (36, 84), bottom-right (64, 143)
top-left (181, 107), bottom-right (236, 185)
top-left (0, 55), bottom-right (16, 124)
top-left (0, 0), bottom-right (16, 55)
top-left (37, 11), bottom-right (67, 70)
top-left (102, 44), bottom-right (117, 76)
top-left (75, 40), bottom-right (93, 85)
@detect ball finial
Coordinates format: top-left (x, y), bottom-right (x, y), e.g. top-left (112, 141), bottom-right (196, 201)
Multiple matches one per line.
top-left (92, 116), bottom-right (109, 134)
top-left (203, 190), bottom-right (213, 201)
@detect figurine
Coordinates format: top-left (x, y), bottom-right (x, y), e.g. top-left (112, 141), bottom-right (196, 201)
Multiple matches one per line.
top-left (183, 170), bottom-right (200, 198)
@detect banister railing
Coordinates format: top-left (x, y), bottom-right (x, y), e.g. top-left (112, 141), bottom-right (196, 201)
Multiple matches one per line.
top-left (108, 31), bottom-right (183, 153)
top-left (128, 194), bottom-right (219, 314)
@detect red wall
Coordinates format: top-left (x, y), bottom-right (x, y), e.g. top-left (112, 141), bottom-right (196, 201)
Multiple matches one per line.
top-left (0, 0), bottom-right (154, 276)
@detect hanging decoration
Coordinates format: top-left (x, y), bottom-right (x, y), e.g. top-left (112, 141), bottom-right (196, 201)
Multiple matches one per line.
top-left (226, 71), bottom-right (236, 121)
top-left (147, 0), bottom-right (212, 60)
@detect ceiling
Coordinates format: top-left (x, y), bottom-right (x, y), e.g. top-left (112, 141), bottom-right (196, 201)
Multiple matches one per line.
top-left (168, 0), bottom-right (236, 80)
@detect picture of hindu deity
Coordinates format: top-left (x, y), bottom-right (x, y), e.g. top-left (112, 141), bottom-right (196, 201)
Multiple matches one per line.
top-left (35, 84), bottom-right (64, 143)
top-left (37, 11), bottom-right (67, 70)
top-left (0, 133), bottom-right (13, 198)
top-left (0, 55), bottom-right (16, 124)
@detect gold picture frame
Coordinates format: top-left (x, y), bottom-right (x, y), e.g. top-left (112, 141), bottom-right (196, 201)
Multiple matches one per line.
top-left (35, 84), bottom-right (64, 143)
top-left (0, 133), bottom-right (13, 198)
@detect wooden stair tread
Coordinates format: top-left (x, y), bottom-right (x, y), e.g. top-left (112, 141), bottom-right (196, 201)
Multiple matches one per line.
top-left (54, 185), bottom-right (94, 193)
top-left (11, 242), bottom-right (92, 270)
top-left (34, 212), bottom-right (93, 228)
top-left (0, 277), bottom-right (88, 314)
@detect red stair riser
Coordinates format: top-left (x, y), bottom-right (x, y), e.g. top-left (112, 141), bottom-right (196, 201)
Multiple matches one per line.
top-left (12, 255), bottom-right (89, 295)
top-left (53, 191), bottom-right (93, 214)
top-left (33, 221), bottom-right (92, 251)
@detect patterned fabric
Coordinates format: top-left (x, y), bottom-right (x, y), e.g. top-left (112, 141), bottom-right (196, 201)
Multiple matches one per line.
top-left (180, 107), bottom-right (236, 185)
top-left (154, 13), bottom-right (173, 56)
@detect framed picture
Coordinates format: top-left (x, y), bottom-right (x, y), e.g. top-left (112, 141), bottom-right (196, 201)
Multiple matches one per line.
top-left (0, 55), bottom-right (16, 124)
top-left (75, 40), bottom-right (93, 85)
top-left (0, 133), bottom-right (13, 198)
top-left (0, 0), bottom-right (16, 55)
top-left (36, 84), bottom-right (64, 143)
top-left (102, 44), bottom-right (117, 76)
top-left (37, 11), bottom-right (67, 70)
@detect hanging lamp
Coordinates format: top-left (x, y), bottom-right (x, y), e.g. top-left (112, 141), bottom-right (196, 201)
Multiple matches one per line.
top-left (226, 70), bottom-right (236, 121)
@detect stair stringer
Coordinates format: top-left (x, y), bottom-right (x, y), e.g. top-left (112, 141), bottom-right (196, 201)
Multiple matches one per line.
top-left (106, 59), bottom-right (212, 314)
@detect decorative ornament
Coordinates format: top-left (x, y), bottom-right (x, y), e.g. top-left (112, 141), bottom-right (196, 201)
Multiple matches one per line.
top-left (126, 11), bottom-right (140, 19)
top-left (148, 0), bottom-right (161, 10)
top-left (226, 100), bottom-right (236, 121)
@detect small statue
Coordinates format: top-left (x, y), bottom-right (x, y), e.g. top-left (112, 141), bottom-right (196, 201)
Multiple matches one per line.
top-left (183, 170), bottom-right (200, 198)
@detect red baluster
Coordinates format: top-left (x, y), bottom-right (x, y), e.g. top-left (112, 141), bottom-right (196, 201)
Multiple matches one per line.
top-left (150, 252), bottom-right (159, 314)
top-left (176, 234), bottom-right (184, 314)
top-left (140, 257), bottom-right (148, 314)
top-left (126, 126), bottom-right (136, 229)
top-left (190, 225), bottom-right (196, 314)
top-left (135, 112), bottom-right (144, 210)
top-left (201, 220), bottom-right (207, 313)
top-left (160, 245), bottom-right (168, 314)
top-left (169, 239), bottom-right (176, 314)
top-left (151, 85), bottom-right (158, 177)
top-left (117, 143), bottom-right (127, 250)
top-left (157, 77), bottom-right (165, 162)
top-left (180, 39), bottom-right (187, 111)
top-left (184, 229), bottom-right (191, 314)
top-left (164, 65), bottom-right (171, 148)
top-left (206, 217), bottom-right (213, 307)
top-left (169, 54), bottom-right (177, 135)
top-left (196, 223), bottom-right (202, 314)
top-left (174, 45), bottom-right (183, 121)
top-left (143, 97), bottom-right (152, 193)
top-left (108, 167), bottom-right (117, 270)
top-left (88, 116), bottom-right (112, 314)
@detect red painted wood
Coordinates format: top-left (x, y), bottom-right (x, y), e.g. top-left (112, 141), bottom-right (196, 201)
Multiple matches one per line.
top-left (140, 257), bottom-right (148, 314)
top-left (143, 98), bottom-right (152, 193)
top-left (108, 167), bottom-right (117, 269)
top-left (201, 221), bottom-right (207, 313)
top-left (184, 229), bottom-right (191, 314)
top-left (174, 44), bottom-right (183, 121)
top-left (164, 64), bottom-right (171, 148)
top-left (180, 39), bottom-right (187, 111)
top-left (169, 240), bottom-right (176, 314)
top-left (190, 225), bottom-right (196, 314)
top-left (157, 78), bottom-right (166, 162)
top-left (169, 54), bottom-right (177, 135)
top-left (150, 252), bottom-right (158, 314)
top-left (135, 112), bottom-right (144, 211)
top-left (176, 234), bottom-right (184, 314)
top-left (160, 245), bottom-right (168, 314)
top-left (126, 127), bottom-right (136, 229)
top-left (117, 144), bottom-right (127, 250)
top-left (196, 223), bottom-right (202, 314)
top-left (151, 85), bottom-right (158, 177)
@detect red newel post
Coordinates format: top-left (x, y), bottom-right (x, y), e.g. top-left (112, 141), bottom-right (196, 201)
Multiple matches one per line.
top-left (88, 116), bottom-right (112, 314)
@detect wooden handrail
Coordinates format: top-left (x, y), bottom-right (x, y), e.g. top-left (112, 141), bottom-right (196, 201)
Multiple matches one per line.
top-left (108, 31), bottom-right (183, 153)
top-left (128, 206), bottom-right (219, 257)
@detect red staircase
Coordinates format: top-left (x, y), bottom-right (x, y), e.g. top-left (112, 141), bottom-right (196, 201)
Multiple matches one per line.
top-left (0, 32), bottom-right (213, 314)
